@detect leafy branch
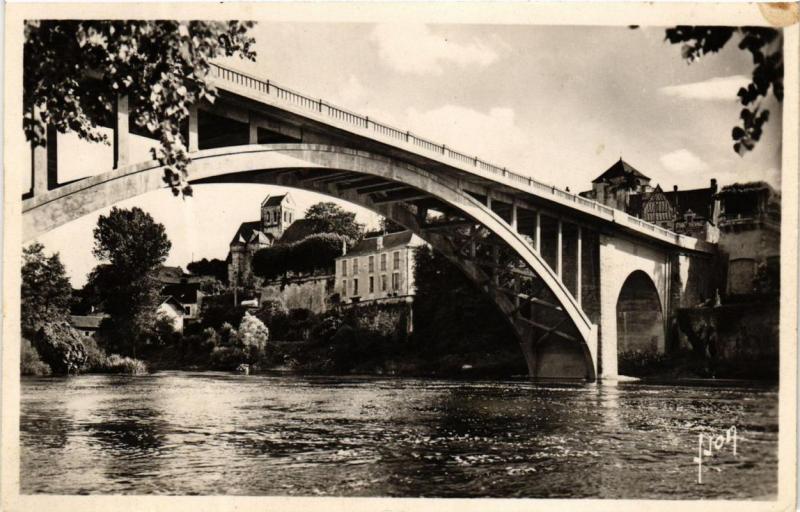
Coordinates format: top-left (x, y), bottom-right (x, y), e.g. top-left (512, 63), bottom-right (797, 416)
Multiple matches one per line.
top-left (24, 20), bottom-right (256, 196)
top-left (665, 26), bottom-right (783, 155)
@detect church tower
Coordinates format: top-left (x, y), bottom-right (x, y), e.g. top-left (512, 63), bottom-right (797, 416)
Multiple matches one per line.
top-left (260, 193), bottom-right (295, 239)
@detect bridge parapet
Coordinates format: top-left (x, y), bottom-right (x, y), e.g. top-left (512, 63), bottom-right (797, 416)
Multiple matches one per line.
top-left (208, 63), bottom-right (713, 255)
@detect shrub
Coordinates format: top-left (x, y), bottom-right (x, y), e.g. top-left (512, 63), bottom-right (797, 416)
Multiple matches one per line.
top-left (104, 354), bottom-right (149, 375)
top-left (34, 321), bottom-right (88, 374)
top-left (82, 336), bottom-right (110, 372)
top-left (21, 338), bottom-right (52, 376)
top-left (239, 312), bottom-right (269, 352)
top-left (618, 350), bottom-right (671, 376)
top-left (218, 322), bottom-right (239, 346)
top-left (209, 346), bottom-right (249, 370)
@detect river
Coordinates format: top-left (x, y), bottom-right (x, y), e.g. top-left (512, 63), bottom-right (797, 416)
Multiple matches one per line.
top-left (20, 372), bottom-right (778, 498)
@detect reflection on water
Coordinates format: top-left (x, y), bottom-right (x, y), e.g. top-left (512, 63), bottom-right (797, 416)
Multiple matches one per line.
top-left (21, 372), bottom-right (777, 498)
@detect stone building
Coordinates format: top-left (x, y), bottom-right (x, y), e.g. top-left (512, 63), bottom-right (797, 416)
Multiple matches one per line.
top-left (715, 182), bottom-right (781, 297)
top-left (333, 231), bottom-right (425, 305)
top-left (227, 193), bottom-right (296, 287)
top-left (580, 158), bottom-right (720, 242)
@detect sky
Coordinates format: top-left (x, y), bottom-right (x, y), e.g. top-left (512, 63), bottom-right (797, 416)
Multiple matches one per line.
top-left (28, 23), bottom-right (783, 287)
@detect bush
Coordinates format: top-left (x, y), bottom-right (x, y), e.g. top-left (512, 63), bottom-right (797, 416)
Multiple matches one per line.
top-left (209, 346), bottom-right (249, 370)
top-left (103, 354), bottom-right (149, 374)
top-left (82, 336), bottom-right (110, 372)
top-left (21, 338), bottom-right (52, 376)
top-left (34, 321), bottom-right (88, 374)
top-left (618, 350), bottom-right (671, 376)
top-left (239, 312), bottom-right (269, 352)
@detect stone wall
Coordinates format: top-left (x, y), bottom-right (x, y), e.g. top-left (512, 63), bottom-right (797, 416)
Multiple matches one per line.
top-left (676, 301), bottom-right (779, 378)
top-left (260, 275), bottom-right (334, 314)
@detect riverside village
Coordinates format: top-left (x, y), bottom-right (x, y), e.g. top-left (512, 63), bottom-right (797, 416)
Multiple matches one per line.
top-left (16, 19), bottom-right (785, 500)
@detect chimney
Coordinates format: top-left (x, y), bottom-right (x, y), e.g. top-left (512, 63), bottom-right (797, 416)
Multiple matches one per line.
top-left (341, 238), bottom-right (347, 256)
top-left (672, 185), bottom-right (679, 216)
top-left (710, 178), bottom-right (718, 194)
top-left (376, 235), bottom-right (384, 251)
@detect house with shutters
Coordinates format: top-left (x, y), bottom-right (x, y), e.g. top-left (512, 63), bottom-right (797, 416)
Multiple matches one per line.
top-left (333, 231), bottom-right (425, 305)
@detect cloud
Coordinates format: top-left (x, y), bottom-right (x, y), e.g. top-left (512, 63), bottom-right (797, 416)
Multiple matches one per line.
top-left (402, 104), bottom-right (530, 169)
top-left (659, 149), bottom-right (710, 175)
top-left (370, 24), bottom-right (499, 75)
top-left (334, 75), bottom-right (368, 106)
top-left (658, 75), bottom-right (750, 101)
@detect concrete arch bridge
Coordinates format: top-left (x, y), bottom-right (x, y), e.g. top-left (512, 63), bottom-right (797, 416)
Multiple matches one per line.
top-left (22, 64), bottom-right (716, 381)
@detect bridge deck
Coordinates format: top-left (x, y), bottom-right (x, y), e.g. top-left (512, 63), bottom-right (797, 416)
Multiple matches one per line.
top-left (209, 63), bottom-right (715, 255)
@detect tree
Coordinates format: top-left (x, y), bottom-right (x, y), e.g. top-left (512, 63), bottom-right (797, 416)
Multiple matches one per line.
top-left (93, 206), bottom-right (171, 275)
top-left (24, 20), bottom-right (256, 195)
top-left (379, 217), bottom-right (405, 234)
top-left (238, 312), bottom-right (269, 356)
top-left (21, 242), bottom-right (73, 337)
top-left (90, 207), bottom-right (171, 356)
top-left (304, 202), bottom-right (364, 242)
top-left (187, 257), bottom-right (229, 284)
top-left (664, 26), bottom-right (783, 155)
top-left (252, 233), bottom-right (347, 281)
top-left (411, 245), bottom-right (517, 354)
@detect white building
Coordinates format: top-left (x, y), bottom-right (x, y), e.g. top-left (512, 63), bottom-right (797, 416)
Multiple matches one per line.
top-left (334, 231), bottom-right (425, 304)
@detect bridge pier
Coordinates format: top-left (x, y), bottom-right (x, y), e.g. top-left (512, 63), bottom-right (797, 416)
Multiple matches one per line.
top-left (30, 106), bottom-right (58, 196)
top-left (188, 105), bottom-right (199, 152)
top-left (556, 219), bottom-right (563, 280)
top-left (113, 95), bottom-right (129, 169)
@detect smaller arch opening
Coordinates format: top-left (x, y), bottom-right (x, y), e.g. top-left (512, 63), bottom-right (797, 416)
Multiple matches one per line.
top-left (616, 270), bottom-right (665, 375)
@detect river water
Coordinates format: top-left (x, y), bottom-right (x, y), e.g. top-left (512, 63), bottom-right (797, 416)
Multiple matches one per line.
top-left (20, 372), bottom-right (778, 498)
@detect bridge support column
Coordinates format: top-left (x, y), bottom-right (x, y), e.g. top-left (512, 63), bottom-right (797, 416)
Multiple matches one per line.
top-left (249, 112), bottom-right (259, 144)
top-left (31, 106), bottom-right (57, 196)
top-left (113, 95), bottom-right (129, 169)
top-left (598, 236), bottom-right (618, 378)
top-left (534, 211), bottom-right (541, 252)
top-left (576, 226), bottom-right (582, 306)
top-left (511, 203), bottom-right (518, 232)
top-left (557, 219), bottom-right (563, 280)
top-left (188, 105), bottom-right (199, 152)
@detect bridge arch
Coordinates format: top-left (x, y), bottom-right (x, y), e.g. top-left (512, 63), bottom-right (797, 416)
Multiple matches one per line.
top-left (23, 143), bottom-right (598, 380)
top-left (615, 270), bottom-right (665, 368)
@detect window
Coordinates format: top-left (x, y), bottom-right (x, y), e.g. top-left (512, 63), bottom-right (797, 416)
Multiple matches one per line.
top-left (369, 276), bottom-right (374, 293)
top-left (353, 258), bottom-right (359, 274)
top-left (342, 259), bottom-right (347, 277)
top-left (353, 278), bottom-right (359, 295)
top-left (342, 280), bottom-right (347, 296)
top-left (381, 274), bottom-right (387, 292)
top-left (369, 255), bottom-right (375, 273)
top-left (392, 272), bottom-right (400, 291)
top-left (184, 306), bottom-right (191, 315)
top-left (272, 210), bottom-right (278, 223)
top-left (380, 253), bottom-right (387, 271)
top-left (393, 251), bottom-right (400, 270)
top-left (284, 211), bottom-right (288, 223)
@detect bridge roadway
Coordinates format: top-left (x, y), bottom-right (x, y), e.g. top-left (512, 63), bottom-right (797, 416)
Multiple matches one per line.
top-left (22, 63), bottom-right (717, 381)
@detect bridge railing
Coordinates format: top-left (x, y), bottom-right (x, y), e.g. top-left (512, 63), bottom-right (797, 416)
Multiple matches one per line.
top-left (209, 62), bottom-right (684, 245)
